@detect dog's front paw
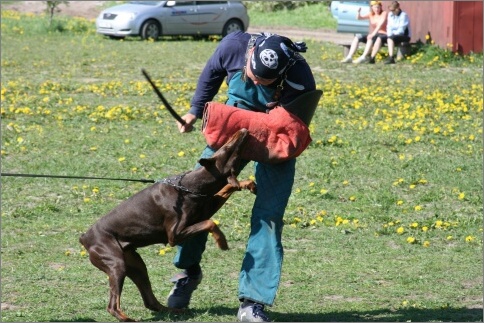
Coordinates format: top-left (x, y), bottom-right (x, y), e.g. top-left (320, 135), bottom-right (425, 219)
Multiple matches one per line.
top-left (239, 180), bottom-right (257, 195)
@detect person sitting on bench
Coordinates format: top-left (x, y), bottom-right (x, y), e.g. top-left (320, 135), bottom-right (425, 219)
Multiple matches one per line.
top-left (370, 1), bottom-right (411, 64)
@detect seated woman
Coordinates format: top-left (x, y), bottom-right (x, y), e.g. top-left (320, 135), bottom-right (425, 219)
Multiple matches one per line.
top-left (340, 1), bottom-right (388, 64)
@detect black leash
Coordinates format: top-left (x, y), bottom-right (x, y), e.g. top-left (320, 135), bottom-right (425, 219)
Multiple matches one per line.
top-left (1, 172), bottom-right (155, 183)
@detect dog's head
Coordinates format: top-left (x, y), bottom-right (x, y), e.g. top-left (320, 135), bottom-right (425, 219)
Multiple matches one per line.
top-left (198, 128), bottom-right (249, 188)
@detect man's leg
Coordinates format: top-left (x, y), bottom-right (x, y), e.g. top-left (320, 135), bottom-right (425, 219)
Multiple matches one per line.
top-left (238, 158), bottom-right (296, 319)
top-left (385, 37), bottom-right (396, 64)
top-left (167, 146), bottom-right (214, 309)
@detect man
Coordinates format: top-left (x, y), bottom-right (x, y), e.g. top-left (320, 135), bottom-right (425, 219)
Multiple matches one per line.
top-left (169, 31), bottom-right (316, 322)
top-left (384, 1), bottom-right (411, 64)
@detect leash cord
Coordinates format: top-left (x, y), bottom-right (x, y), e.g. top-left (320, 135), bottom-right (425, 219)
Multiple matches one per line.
top-left (1, 172), bottom-right (155, 183)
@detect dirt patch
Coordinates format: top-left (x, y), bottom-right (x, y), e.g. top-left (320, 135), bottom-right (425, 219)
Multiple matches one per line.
top-left (2, 1), bottom-right (353, 43)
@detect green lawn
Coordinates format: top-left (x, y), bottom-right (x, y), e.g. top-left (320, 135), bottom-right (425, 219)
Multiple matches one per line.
top-left (1, 8), bottom-right (482, 323)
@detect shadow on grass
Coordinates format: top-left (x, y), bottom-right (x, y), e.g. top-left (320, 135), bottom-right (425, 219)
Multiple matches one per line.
top-left (145, 305), bottom-right (483, 322)
top-left (51, 305), bottom-right (483, 322)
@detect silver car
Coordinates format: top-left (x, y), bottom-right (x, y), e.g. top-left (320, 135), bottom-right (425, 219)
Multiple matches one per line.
top-left (96, 1), bottom-right (249, 40)
top-left (330, 1), bottom-right (370, 34)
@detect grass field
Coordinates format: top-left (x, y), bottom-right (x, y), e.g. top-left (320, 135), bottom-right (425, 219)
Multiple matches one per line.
top-left (1, 7), bottom-right (483, 323)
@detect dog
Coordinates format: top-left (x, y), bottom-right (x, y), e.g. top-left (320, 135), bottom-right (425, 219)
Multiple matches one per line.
top-left (79, 129), bottom-right (256, 322)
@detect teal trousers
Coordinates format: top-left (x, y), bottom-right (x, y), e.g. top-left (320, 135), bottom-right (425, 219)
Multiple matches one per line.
top-left (173, 145), bottom-right (296, 306)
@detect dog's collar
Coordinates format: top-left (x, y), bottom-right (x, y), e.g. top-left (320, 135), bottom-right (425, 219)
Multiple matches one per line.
top-left (159, 173), bottom-right (207, 197)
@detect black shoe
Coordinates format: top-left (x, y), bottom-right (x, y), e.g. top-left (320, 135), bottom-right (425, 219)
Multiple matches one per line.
top-left (369, 57), bottom-right (375, 64)
top-left (384, 56), bottom-right (395, 64)
top-left (167, 272), bottom-right (202, 309)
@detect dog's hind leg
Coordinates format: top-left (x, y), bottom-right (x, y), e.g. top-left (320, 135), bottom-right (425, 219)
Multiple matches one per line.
top-left (85, 239), bottom-right (135, 322)
top-left (124, 248), bottom-right (168, 313)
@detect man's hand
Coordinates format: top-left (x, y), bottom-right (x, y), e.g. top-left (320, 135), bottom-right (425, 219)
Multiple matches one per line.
top-left (177, 113), bottom-right (198, 133)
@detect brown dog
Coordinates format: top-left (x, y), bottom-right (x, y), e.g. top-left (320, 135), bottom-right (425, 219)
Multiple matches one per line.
top-left (79, 129), bottom-right (256, 322)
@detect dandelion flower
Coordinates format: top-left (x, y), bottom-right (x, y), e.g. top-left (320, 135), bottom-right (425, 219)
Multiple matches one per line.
top-left (422, 241), bottom-right (430, 247)
top-left (118, 157), bottom-right (126, 162)
top-left (414, 205), bottom-right (423, 211)
top-left (177, 151), bottom-right (185, 157)
top-left (458, 192), bottom-right (465, 200)
top-left (422, 226), bottom-right (429, 232)
top-left (396, 200), bottom-right (404, 206)
top-left (410, 222), bottom-right (419, 228)
top-left (465, 235), bottom-right (475, 243)
top-left (396, 227), bottom-right (405, 234)
top-left (406, 236), bottom-right (416, 244)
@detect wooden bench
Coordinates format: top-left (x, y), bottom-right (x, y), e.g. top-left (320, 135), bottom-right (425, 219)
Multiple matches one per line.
top-left (339, 41), bottom-right (413, 59)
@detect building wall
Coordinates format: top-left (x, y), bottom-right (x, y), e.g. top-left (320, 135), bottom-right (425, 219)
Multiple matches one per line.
top-left (381, 1), bottom-right (483, 54)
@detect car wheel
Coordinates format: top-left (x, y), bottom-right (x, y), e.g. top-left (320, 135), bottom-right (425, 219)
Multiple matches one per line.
top-left (222, 19), bottom-right (243, 37)
top-left (141, 19), bottom-right (161, 40)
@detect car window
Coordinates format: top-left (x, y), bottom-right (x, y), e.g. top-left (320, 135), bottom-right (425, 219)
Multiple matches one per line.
top-left (196, 1), bottom-right (227, 4)
top-left (171, 1), bottom-right (196, 6)
top-left (129, 1), bottom-right (163, 5)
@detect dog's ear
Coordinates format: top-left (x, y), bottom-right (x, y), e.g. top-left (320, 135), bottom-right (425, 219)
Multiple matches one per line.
top-left (198, 158), bottom-right (215, 169)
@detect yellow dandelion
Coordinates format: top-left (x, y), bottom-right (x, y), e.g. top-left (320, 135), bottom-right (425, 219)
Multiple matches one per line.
top-left (465, 235), bottom-right (475, 243)
top-left (396, 227), bottom-right (405, 234)
top-left (406, 236), bottom-right (416, 244)
top-left (118, 157), bottom-right (126, 162)
top-left (320, 188), bottom-right (328, 195)
top-left (349, 196), bottom-right (356, 201)
top-left (83, 197), bottom-right (91, 203)
top-left (422, 226), bottom-right (429, 232)
top-left (414, 205), bottom-right (423, 211)
top-left (89, 146), bottom-right (97, 151)
top-left (213, 219), bottom-right (220, 225)
top-left (124, 139), bottom-right (130, 144)
top-left (80, 250), bottom-right (87, 257)
top-left (65, 250), bottom-right (71, 256)
top-left (396, 200), bottom-right (404, 206)
top-left (410, 222), bottom-right (419, 228)
top-left (92, 187), bottom-right (99, 194)
top-left (139, 154), bottom-right (146, 159)
top-left (310, 219), bottom-right (317, 226)
top-left (159, 249), bottom-right (166, 256)
top-left (446, 235), bottom-right (453, 240)
top-left (458, 192), bottom-right (465, 200)
top-left (342, 180), bottom-right (349, 186)
top-left (409, 184), bottom-right (416, 189)
top-left (177, 151), bottom-right (185, 157)
top-left (309, 182), bottom-right (315, 187)
top-left (422, 241), bottom-right (430, 247)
